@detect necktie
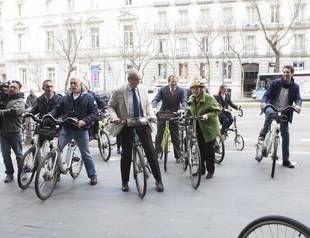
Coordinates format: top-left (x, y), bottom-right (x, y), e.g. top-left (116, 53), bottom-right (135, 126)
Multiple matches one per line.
top-left (132, 88), bottom-right (140, 117)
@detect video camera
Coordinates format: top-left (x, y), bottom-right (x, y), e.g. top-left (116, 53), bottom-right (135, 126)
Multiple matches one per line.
top-left (0, 81), bottom-right (10, 109)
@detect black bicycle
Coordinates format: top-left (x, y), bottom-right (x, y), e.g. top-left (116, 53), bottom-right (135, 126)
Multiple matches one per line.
top-left (238, 215), bottom-right (310, 237)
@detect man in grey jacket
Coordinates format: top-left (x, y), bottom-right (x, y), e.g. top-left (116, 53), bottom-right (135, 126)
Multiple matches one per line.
top-left (0, 80), bottom-right (25, 183)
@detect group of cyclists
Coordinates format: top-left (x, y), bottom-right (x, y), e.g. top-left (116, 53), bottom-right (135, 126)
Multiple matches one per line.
top-left (0, 64), bottom-right (302, 194)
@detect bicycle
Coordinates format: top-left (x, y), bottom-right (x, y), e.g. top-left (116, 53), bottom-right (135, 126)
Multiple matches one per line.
top-left (17, 113), bottom-right (53, 190)
top-left (179, 115), bottom-right (204, 189)
top-left (222, 108), bottom-right (245, 151)
top-left (97, 108), bottom-right (111, 161)
top-left (238, 215), bottom-right (310, 237)
top-left (214, 136), bottom-right (225, 164)
top-left (125, 117), bottom-right (152, 199)
top-left (255, 104), bottom-right (298, 178)
top-left (156, 111), bottom-right (179, 172)
top-left (34, 115), bottom-right (83, 201)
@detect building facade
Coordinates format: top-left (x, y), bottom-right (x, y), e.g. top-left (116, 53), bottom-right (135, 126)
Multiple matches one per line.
top-left (0, 0), bottom-right (309, 98)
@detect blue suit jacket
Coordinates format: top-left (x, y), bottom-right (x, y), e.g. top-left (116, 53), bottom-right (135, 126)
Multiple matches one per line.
top-left (152, 85), bottom-right (186, 112)
top-left (262, 78), bottom-right (302, 122)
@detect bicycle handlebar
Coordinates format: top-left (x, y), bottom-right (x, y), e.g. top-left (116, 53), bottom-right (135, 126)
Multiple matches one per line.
top-left (263, 104), bottom-right (299, 114)
top-left (42, 114), bottom-right (79, 126)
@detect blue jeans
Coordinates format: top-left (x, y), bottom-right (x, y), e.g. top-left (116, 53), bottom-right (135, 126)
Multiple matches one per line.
top-left (259, 107), bottom-right (290, 161)
top-left (0, 132), bottom-right (23, 175)
top-left (58, 128), bottom-right (97, 178)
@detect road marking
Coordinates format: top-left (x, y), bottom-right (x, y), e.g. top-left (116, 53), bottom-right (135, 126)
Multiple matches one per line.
top-left (227, 150), bottom-right (310, 154)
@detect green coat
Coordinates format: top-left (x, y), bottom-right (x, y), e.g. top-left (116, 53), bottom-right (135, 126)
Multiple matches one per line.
top-left (187, 92), bottom-right (220, 143)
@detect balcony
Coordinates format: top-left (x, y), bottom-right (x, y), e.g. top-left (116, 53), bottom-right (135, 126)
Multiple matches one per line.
top-left (243, 50), bottom-right (258, 57)
top-left (196, 0), bottom-right (213, 4)
top-left (176, 50), bottom-right (190, 58)
top-left (242, 23), bottom-right (260, 31)
top-left (290, 49), bottom-right (307, 57)
top-left (153, 1), bottom-right (169, 7)
top-left (154, 23), bottom-right (169, 34)
top-left (219, 0), bottom-right (236, 2)
top-left (175, 22), bottom-right (192, 33)
top-left (175, 0), bottom-right (191, 6)
top-left (292, 21), bottom-right (310, 29)
top-left (196, 20), bottom-right (213, 32)
top-left (265, 23), bottom-right (284, 30)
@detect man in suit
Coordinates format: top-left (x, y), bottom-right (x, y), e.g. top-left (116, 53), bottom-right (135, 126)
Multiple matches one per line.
top-left (214, 84), bottom-right (240, 136)
top-left (108, 69), bottom-right (164, 192)
top-left (152, 75), bottom-right (186, 162)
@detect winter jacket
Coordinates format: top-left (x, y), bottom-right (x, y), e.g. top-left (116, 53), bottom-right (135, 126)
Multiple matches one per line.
top-left (31, 92), bottom-right (62, 118)
top-left (0, 92), bottom-right (25, 133)
top-left (187, 92), bottom-right (220, 143)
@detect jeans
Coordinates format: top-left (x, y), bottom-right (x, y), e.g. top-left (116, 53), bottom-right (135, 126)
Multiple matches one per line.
top-left (0, 132), bottom-right (23, 175)
top-left (259, 107), bottom-right (290, 161)
top-left (58, 128), bottom-right (97, 178)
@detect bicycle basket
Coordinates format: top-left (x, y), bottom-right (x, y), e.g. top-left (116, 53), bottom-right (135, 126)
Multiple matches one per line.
top-left (127, 117), bottom-right (148, 127)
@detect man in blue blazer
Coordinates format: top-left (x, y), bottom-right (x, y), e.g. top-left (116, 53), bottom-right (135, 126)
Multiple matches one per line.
top-left (259, 65), bottom-right (302, 168)
top-left (152, 75), bottom-right (186, 161)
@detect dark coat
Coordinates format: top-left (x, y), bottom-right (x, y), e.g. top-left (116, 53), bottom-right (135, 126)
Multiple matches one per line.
top-left (51, 90), bottom-right (98, 130)
top-left (151, 85), bottom-right (186, 112)
top-left (262, 78), bottom-right (302, 123)
top-left (214, 93), bottom-right (238, 111)
top-left (31, 93), bottom-right (62, 119)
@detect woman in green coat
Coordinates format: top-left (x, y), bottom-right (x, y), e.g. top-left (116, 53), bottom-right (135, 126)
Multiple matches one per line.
top-left (187, 80), bottom-right (220, 179)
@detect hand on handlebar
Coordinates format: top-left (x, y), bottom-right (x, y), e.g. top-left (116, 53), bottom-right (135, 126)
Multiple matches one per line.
top-left (260, 103), bottom-right (266, 109)
top-left (148, 117), bottom-right (157, 123)
top-left (295, 105), bottom-right (301, 114)
top-left (202, 114), bottom-right (208, 120)
top-left (77, 120), bottom-right (86, 128)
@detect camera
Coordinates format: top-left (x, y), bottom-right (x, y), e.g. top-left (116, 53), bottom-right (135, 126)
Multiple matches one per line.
top-left (0, 81), bottom-right (10, 109)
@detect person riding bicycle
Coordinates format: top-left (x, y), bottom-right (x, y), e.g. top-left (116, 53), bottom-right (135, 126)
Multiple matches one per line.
top-left (214, 84), bottom-right (241, 137)
top-left (258, 65), bottom-right (302, 169)
top-left (152, 74), bottom-right (186, 162)
top-left (50, 73), bottom-right (98, 185)
top-left (186, 79), bottom-right (220, 179)
top-left (30, 80), bottom-right (62, 146)
top-left (108, 69), bottom-right (164, 192)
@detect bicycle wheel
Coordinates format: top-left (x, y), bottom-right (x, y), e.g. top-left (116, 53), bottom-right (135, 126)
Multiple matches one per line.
top-left (188, 141), bottom-right (201, 190)
top-left (98, 129), bottom-right (111, 161)
top-left (214, 136), bottom-right (225, 164)
top-left (255, 142), bottom-right (264, 162)
top-left (132, 146), bottom-right (147, 199)
top-left (238, 215), bottom-right (310, 238)
top-left (34, 152), bottom-right (59, 201)
top-left (234, 134), bottom-right (245, 151)
top-left (18, 146), bottom-right (37, 190)
top-left (271, 136), bottom-right (279, 178)
top-left (70, 146), bottom-right (83, 179)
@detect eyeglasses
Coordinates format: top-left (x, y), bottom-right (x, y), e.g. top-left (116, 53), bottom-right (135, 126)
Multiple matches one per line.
top-left (70, 82), bottom-right (77, 85)
top-left (9, 86), bottom-right (18, 89)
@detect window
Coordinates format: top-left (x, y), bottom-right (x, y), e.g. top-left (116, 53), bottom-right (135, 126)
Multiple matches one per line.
top-left (200, 8), bottom-right (209, 23)
top-left (67, 0), bottom-right (75, 11)
top-left (179, 63), bottom-right (188, 80)
top-left (178, 10), bottom-right (188, 25)
top-left (46, 67), bottom-right (56, 82)
top-left (179, 38), bottom-right (188, 53)
top-left (91, 27), bottom-right (100, 48)
top-left (67, 29), bottom-right (77, 47)
top-left (223, 61), bottom-right (232, 82)
top-left (158, 11), bottom-right (167, 25)
top-left (158, 39), bottom-right (166, 54)
top-left (158, 63), bottom-right (167, 79)
top-left (124, 25), bottom-right (133, 47)
top-left (270, 5), bottom-right (279, 23)
top-left (293, 62), bottom-right (304, 71)
top-left (17, 33), bottom-right (25, 51)
top-left (294, 34), bottom-right (305, 53)
top-left (0, 40), bottom-right (3, 57)
top-left (246, 6), bottom-right (256, 24)
top-left (294, 3), bottom-right (305, 23)
top-left (268, 62), bottom-right (276, 73)
top-left (223, 36), bottom-right (231, 52)
top-left (200, 63), bottom-right (208, 79)
top-left (90, 0), bottom-right (100, 9)
top-left (0, 2), bottom-right (3, 19)
top-left (17, 3), bottom-right (23, 17)
top-left (201, 37), bottom-right (208, 53)
top-left (46, 31), bottom-right (54, 50)
top-left (19, 68), bottom-right (27, 87)
top-left (125, 0), bottom-right (132, 5)
top-left (223, 7), bottom-right (233, 25)
top-left (245, 35), bottom-right (256, 53)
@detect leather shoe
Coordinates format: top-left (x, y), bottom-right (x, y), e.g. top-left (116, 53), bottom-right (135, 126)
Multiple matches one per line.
top-left (4, 174), bottom-right (13, 183)
top-left (155, 180), bottom-right (164, 192)
top-left (206, 172), bottom-right (214, 179)
top-left (282, 160), bottom-right (295, 169)
top-left (90, 176), bottom-right (97, 185)
top-left (122, 182), bottom-right (129, 192)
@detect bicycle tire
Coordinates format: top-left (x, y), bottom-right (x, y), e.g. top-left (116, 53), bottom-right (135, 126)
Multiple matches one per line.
top-left (188, 141), bottom-right (201, 190)
top-left (132, 146), bottom-right (147, 199)
top-left (214, 136), bottom-right (225, 164)
top-left (34, 152), bottom-right (59, 201)
top-left (234, 134), bottom-right (245, 151)
top-left (69, 145), bottom-right (83, 179)
top-left (255, 142), bottom-right (264, 162)
top-left (238, 215), bottom-right (310, 238)
top-left (271, 136), bottom-right (279, 178)
top-left (18, 146), bottom-right (37, 190)
top-left (98, 129), bottom-right (111, 161)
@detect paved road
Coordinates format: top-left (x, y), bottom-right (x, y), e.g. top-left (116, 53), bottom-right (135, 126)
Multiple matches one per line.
top-left (0, 108), bottom-right (309, 238)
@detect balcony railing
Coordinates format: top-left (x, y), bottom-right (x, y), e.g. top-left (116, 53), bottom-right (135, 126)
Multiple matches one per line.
top-left (176, 50), bottom-right (190, 58)
top-left (154, 1), bottom-right (170, 7)
top-left (196, 0), bottom-right (213, 4)
top-left (292, 21), bottom-right (310, 29)
top-left (154, 23), bottom-right (169, 34)
top-left (265, 23), bottom-right (284, 30)
top-left (242, 23), bottom-right (260, 31)
top-left (196, 20), bottom-right (213, 32)
top-left (290, 49), bottom-right (307, 57)
top-left (175, 0), bottom-right (191, 6)
top-left (243, 50), bottom-right (258, 57)
top-left (175, 22), bottom-right (192, 33)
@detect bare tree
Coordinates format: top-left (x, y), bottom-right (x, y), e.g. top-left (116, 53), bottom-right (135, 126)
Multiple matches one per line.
top-left (28, 60), bottom-right (43, 92)
top-left (251, 0), bottom-right (301, 72)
